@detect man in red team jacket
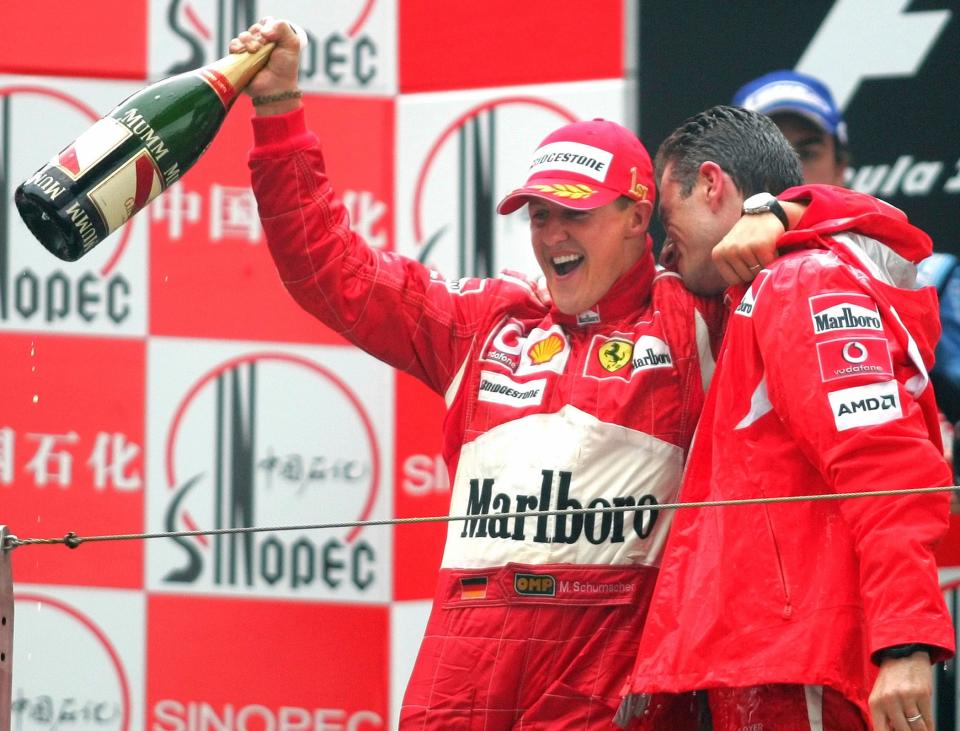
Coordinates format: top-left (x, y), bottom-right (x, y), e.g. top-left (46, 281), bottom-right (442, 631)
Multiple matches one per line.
top-left (619, 106), bottom-right (955, 731)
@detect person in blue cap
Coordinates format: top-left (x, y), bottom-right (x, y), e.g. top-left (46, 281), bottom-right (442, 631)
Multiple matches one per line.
top-left (733, 69), bottom-right (849, 187)
top-left (735, 69), bottom-right (960, 483)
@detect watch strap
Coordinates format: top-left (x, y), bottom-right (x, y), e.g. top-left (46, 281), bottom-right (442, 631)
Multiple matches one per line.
top-left (874, 643), bottom-right (935, 663)
top-left (765, 197), bottom-right (790, 231)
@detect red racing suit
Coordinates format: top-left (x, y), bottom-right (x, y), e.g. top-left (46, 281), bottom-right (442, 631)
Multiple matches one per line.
top-left (620, 185), bottom-right (956, 727)
top-left (248, 109), bottom-right (720, 729)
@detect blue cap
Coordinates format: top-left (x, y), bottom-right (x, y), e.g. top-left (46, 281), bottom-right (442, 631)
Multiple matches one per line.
top-left (732, 70), bottom-right (847, 145)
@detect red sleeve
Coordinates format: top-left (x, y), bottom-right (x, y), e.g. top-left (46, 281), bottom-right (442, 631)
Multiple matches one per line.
top-left (752, 252), bottom-right (954, 662)
top-left (776, 184), bottom-right (933, 264)
top-left (248, 109), bottom-right (524, 395)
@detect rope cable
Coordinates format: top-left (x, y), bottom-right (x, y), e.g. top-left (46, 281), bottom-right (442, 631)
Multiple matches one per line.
top-left (4, 484), bottom-right (957, 552)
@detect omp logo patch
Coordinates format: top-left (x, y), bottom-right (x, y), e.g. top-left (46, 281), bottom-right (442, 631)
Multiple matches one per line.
top-left (514, 573), bottom-right (556, 596)
top-left (477, 370), bottom-right (546, 407)
top-left (809, 293), bottom-right (883, 334)
top-left (527, 141), bottom-right (613, 182)
top-left (827, 380), bottom-right (902, 431)
top-left (734, 270), bottom-right (771, 317)
top-left (817, 337), bottom-right (893, 382)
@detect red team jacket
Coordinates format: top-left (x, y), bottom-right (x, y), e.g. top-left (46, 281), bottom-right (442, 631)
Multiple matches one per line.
top-left (622, 185), bottom-right (956, 724)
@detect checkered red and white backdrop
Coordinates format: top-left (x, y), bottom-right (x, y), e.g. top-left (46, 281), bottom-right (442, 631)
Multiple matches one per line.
top-left (0, 1), bottom-right (632, 728)
top-left (6, 3), bottom-right (958, 728)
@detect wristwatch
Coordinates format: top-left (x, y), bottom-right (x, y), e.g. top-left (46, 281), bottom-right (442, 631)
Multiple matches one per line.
top-left (742, 192), bottom-right (789, 231)
top-left (873, 643), bottom-right (935, 663)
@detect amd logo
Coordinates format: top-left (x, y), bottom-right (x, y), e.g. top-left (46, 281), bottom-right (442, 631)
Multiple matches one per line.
top-left (828, 380), bottom-right (903, 431)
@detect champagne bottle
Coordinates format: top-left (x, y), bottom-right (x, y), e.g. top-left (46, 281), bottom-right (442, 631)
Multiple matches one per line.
top-left (14, 44), bottom-right (274, 262)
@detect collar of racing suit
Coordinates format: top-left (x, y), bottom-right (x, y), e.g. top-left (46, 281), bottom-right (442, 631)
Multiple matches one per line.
top-left (550, 246), bottom-right (656, 327)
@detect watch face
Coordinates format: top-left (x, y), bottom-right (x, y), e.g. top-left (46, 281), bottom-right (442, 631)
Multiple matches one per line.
top-left (743, 192), bottom-right (775, 212)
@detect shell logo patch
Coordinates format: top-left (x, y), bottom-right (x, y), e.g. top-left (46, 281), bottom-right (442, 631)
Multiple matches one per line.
top-left (528, 334), bottom-right (565, 365)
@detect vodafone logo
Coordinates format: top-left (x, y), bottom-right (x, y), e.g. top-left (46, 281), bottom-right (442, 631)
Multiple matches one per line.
top-left (482, 320), bottom-right (523, 371)
top-left (842, 341), bottom-right (868, 363)
top-left (152, 350), bottom-right (385, 599)
top-left (0, 85), bottom-right (143, 332)
top-left (492, 321), bottom-right (523, 354)
top-left (13, 592), bottom-right (132, 730)
top-left (816, 336), bottom-right (893, 383)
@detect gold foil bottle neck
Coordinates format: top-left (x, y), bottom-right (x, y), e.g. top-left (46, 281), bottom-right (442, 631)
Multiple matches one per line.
top-left (208, 42), bottom-right (276, 94)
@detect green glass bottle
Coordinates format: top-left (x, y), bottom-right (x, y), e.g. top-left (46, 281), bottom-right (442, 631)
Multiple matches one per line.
top-left (14, 44), bottom-right (274, 262)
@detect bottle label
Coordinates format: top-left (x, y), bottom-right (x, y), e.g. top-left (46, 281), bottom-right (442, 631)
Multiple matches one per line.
top-left (115, 108), bottom-right (174, 165)
top-left (86, 150), bottom-right (164, 236)
top-left (52, 117), bottom-right (131, 180)
top-left (197, 68), bottom-right (236, 108)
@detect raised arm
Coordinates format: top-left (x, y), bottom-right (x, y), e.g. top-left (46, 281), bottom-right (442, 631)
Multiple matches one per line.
top-left (233, 19), bottom-right (528, 394)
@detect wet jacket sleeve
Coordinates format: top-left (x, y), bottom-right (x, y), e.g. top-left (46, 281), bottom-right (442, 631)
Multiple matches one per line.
top-left (247, 108), bottom-right (509, 395)
top-left (751, 254), bottom-right (954, 663)
top-left (778, 184), bottom-right (933, 264)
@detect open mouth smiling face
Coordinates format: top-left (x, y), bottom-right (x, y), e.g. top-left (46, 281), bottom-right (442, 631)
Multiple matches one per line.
top-left (551, 253), bottom-right (584, 276)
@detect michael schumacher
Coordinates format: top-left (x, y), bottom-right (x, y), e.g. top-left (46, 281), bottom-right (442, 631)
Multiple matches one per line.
top-left (232, 17), bottom-right (732, 728)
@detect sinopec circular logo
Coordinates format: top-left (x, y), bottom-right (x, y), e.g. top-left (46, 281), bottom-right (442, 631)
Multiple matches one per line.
top-left (13, 592), bottom-right (132, 730)
top-left (409, 96), bottom-right (579, 279)
top-left (158, 351), bottom-right (383, 597)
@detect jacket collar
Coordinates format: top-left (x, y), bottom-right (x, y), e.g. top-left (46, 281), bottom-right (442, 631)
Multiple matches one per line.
top-left (550, 250), bottom-right (656, 327)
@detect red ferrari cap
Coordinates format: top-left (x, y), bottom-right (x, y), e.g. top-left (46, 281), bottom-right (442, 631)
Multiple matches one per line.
top-left (497, 118), bottom-right (655, 215)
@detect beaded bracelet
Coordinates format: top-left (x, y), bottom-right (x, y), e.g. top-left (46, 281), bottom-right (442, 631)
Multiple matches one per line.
top-left (251, 89), bottom-right (303, 107)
